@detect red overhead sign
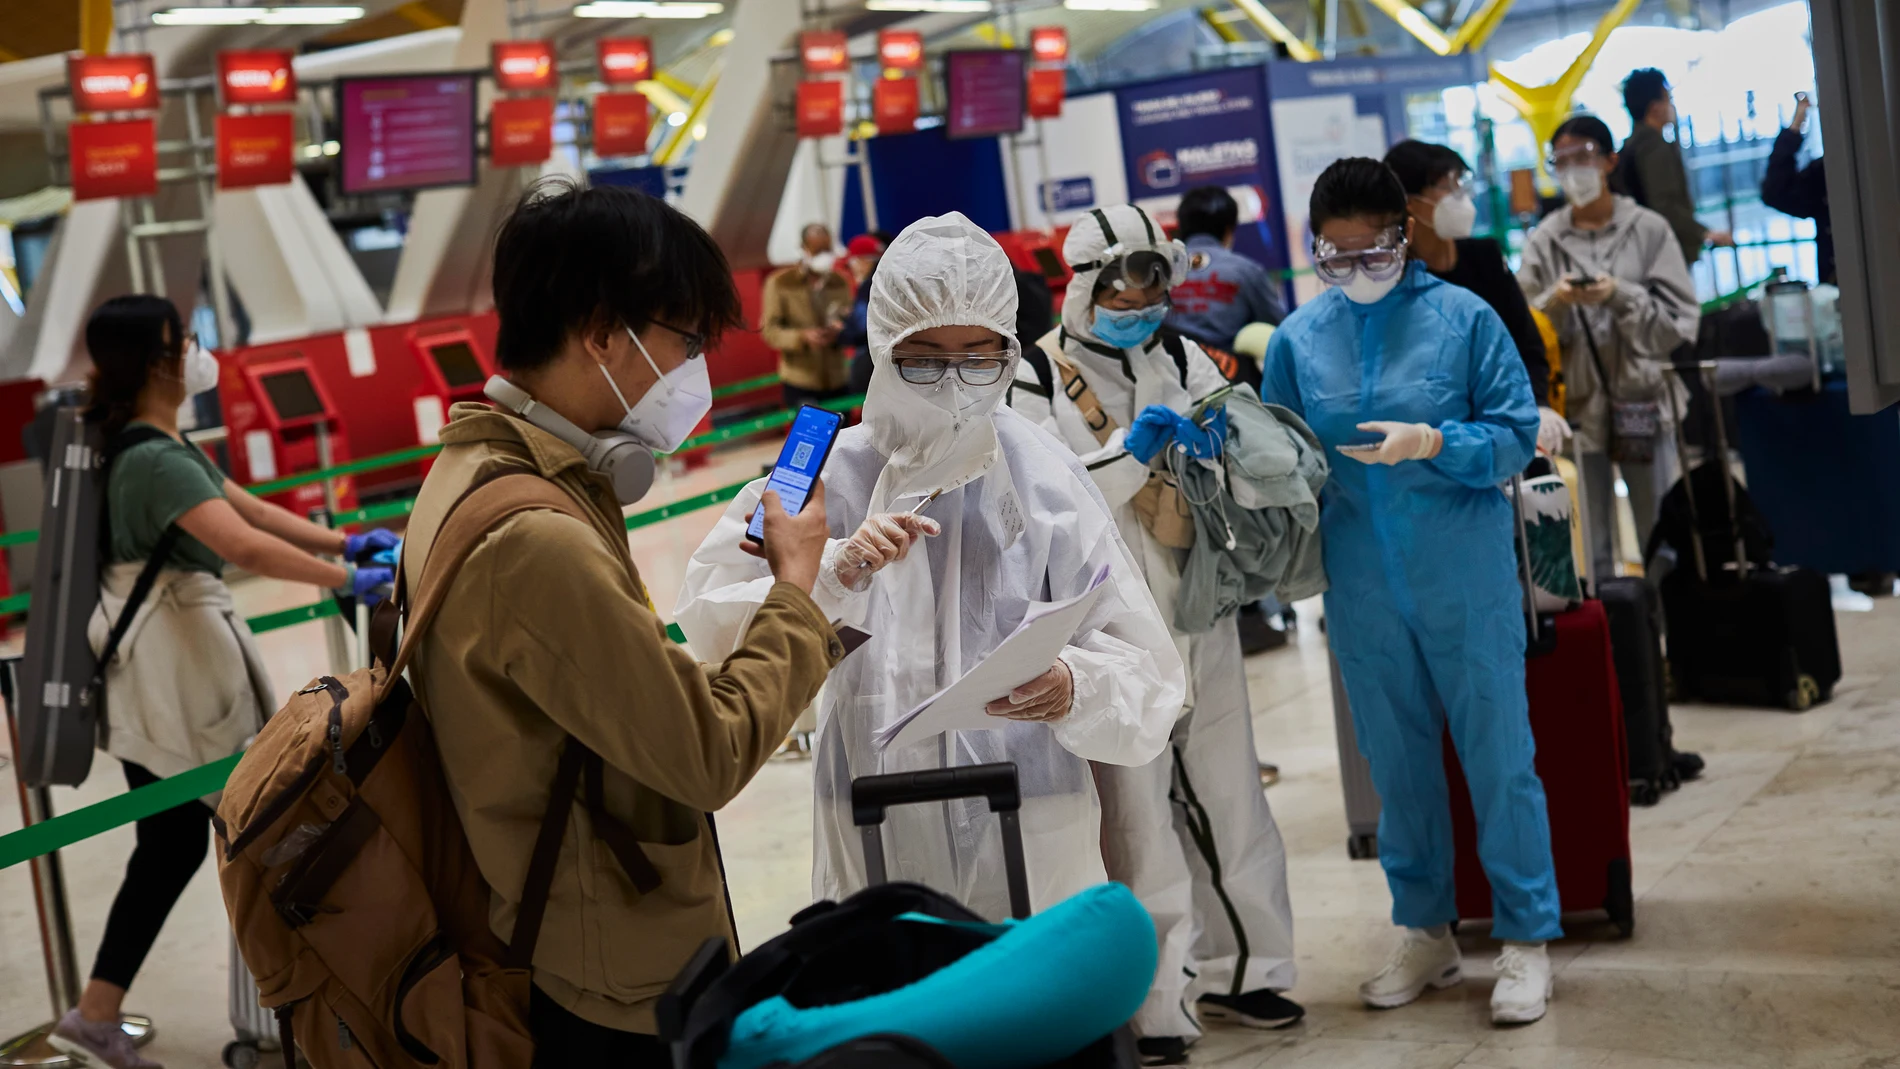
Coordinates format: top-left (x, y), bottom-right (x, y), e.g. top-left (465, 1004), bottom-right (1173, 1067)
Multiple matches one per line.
top-left (1028, 68), bottom-right (1066, 119)
top-left (874, 77), bottom-right (919, 136)
top-left (1031, 26), bottom-right (1070, 64)
top-left (68, 54), bottom-right (158, 113)
top-left (597, 36), bottom-right (653, 85)
top-left (878, 30), bottom-right (924, 72)
top-left (800, 31), bottom-right (849, 75)
top-left (69, 119), bottom-right (158, 200)
top-left (216, 112), bottom-right (295, 189)
top-left (796, 80), bottom-right (844, 138)
top-left (490, 96), bottom-right (553, 165)
top-left (218, 49), bottom-right (296, 106)
top-left (492, 40), bottom-right (557, 92)
top-left (593, 92), bottom-right (650, 158)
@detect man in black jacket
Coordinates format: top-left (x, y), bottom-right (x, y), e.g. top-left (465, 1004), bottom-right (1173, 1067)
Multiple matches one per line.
top-left (1385, 140), bottom-right (1568, 456)
top-left (1619, 69), bottom-right (1733, 267)
top-left (1760, 93), bottom-right (1832, 285)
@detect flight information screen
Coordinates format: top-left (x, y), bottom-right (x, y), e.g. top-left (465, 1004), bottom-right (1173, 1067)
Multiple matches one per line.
top-left (946, 50), bottom-right (1026, 140)
top-left (338, 73), bottom-right (478, 195)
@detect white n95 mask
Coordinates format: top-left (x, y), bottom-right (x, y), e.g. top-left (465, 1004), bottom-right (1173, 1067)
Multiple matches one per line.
top-left (1432, 193), bottom-right (1477, 240)
top-left (1558, 166), bottom-right (1604, 207)
top-left (603, 326), bottom-right (714, 453)
top-left (1339, 273), bottom-right (1402, 305)
top-left (182, 340), bottom-right (220, 395)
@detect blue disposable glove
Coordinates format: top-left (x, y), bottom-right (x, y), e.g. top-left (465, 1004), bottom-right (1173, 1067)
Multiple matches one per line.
top-left (1175, 406), bottom-right (1228, 460)
top-left (344, 528), bottom-right (401, 564)
top-left (1125, 405), bottom-right (1183, 465)
top-left (343, 564), bottom-right (396, 608)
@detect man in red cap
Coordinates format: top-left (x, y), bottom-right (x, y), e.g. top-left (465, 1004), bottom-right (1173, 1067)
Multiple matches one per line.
top-left (839, 233), bottom-right (887, 393)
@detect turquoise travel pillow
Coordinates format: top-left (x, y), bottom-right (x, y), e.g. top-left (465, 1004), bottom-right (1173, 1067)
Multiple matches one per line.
top-left (719, 882), bottom-right (1157, 1069)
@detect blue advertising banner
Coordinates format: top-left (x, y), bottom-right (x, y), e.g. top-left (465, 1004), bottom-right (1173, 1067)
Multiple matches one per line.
top-left (1114, 67), bottom-right (1287, 275)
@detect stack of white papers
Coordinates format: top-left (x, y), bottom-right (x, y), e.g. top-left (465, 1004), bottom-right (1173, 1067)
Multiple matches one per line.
top-left (874, 565), bottom-right (1111, 751)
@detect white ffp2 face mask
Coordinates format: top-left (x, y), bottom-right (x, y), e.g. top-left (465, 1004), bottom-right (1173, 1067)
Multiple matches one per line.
top-left (1558, 166), bottom-right (1605, 207)
top-left (1339, 273), bottom-right (1402, 305)
top-left (1432, 192), bottom-right (1477, 240)
top-left (600, 327), bottom-right (714, 453)
top-left (182, 340), bottom-right (220, 395)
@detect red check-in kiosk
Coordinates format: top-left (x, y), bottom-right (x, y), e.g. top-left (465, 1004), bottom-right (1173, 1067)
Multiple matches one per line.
top-left (993, 228), bottom-right (1072, 321)
top-left (222, 349), bottom-right (359, 517)
top-left (407, 321), bottom-right (497, 446)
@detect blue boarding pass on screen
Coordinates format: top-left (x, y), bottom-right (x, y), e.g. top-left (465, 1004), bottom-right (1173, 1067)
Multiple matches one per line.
top-left (748, 406), bottom-right (840, 539)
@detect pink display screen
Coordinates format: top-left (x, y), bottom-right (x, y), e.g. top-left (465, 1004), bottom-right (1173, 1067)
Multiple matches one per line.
top-left (338, 73), bottom-right (477, 195)
top-left (945, 50), bottom-right (1025, 140)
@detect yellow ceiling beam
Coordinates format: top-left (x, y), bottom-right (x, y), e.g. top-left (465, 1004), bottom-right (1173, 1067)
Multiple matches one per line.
top-left (0, 44), bottom-right (20, 63)
top-left (654, 72), bottom-right (717, 166)
top-left (394, 2), bottom-right (451, 30)
top-left (653, 70), bottom-right (699, 99)
top-left (635, 79), bottom-right (690, 117)
top-left (971, 23), bottom-right (1016, 49)
top-left (1488, 0), bottom-right (1641, 180)
top-left (1228, 0), bottom-right (1319, 62)
top-left (79, 0), bottom-right (113, 56)
top-left (1447, 0), bottom-right (1514, 52)
top-left (1362, 0), bottom-right (1452, 54)
top-left (1202, 7), bottom-right (1246, 45)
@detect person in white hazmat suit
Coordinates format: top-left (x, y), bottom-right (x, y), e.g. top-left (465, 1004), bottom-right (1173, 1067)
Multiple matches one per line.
top-left (1007, 205), bottom-right (1302, 1064)
top-left (675, 212), bottom-right (1185, 922)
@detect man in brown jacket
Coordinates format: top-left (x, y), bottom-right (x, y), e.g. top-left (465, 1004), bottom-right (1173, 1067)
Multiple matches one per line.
top-left (762, 222), bottom-right (854, 406)
top-left (404, 179), bottom-right (844, 1067)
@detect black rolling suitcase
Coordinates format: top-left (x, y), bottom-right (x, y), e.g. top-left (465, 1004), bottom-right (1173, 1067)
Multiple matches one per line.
top-left (1658, 363), bottom-right (1842, 711)
top-left (659, 764), bottom-right (1140, 1069)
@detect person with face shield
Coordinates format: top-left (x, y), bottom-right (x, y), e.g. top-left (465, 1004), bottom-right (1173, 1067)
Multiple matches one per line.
top-left (50, 295), bottom-right (401, 1069)
top-left (1005, 204), bottom-right (1302, 1065)
top-left (1260, 158), bottom-right (1560, 1026)
top-left (677, 212), bottom-right (1183, 928)
top-left (1517, 115), bottom-right (1699, 583)
top-left (395, 181), bottom-right (844, 1067)
top-left (1384, 140), bottom-right (1564, 456)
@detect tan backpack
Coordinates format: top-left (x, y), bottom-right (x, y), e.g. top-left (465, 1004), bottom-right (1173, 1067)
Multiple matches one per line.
top-left (215, 473), bottom-right (647, 1069)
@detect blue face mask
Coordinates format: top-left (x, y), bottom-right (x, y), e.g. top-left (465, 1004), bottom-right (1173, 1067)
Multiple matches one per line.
top-left (1092, 303), bottom-right (1168, 348)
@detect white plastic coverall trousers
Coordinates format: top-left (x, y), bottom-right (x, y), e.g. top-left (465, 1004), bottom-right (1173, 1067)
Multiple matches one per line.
top-left (676, 213), bottom-right (1185, 922)
top-left (1007, 205), bottom-right (1297, 1039)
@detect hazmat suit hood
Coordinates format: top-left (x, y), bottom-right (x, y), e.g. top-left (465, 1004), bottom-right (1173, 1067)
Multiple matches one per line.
top-left (1059, 205), bottom-right (1188, 394)
top-left (864, 212), bottom-right (1022, 517)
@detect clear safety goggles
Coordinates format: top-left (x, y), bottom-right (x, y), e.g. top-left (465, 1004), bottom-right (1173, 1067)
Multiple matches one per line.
top-left (1067, 208), bottom-right (1189, 292)
top-left (1546, 143), bottom-right (1607, 170)
top-left (1311, 226), bottom-right (1409, 284)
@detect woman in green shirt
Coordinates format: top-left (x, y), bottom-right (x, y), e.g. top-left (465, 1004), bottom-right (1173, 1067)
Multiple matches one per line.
top-left (51, 295), bottom-right (396, 1069)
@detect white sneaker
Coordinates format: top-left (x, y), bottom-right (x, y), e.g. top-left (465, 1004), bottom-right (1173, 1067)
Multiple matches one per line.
top-left (1490, 943), bottom-right (1553, 1025)
top-left (1359, 927), bottom-right (1463, 1009)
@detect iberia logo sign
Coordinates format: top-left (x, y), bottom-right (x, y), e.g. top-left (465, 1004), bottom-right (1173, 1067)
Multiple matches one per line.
top-left (598, 37), bottom-right (653, 84)
top-left (68, 55), bottom-right (160, 113)
top-left (218, 50), bottom-right (297, 105)
top-left (493, 41), bottom-right (557, 92)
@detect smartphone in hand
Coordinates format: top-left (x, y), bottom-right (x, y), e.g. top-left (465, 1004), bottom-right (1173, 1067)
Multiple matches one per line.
top-left (747, 405), bottom-right (845, 544)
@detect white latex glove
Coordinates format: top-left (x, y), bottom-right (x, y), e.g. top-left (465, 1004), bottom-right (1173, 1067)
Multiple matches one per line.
top-left (1537, 406), bottom-right (1573, 455)
top-left (985, 660), bottom-right (1074, 722)
top-left (832, 512), bottom-right (942, 592)
top-left (1338, 421), bottom-right (1443, 466)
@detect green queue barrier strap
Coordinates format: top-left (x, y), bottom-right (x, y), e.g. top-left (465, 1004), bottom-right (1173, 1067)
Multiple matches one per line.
top-left (711, 373), bottom-right (781, 400)
top-left (245, 443), bottom-right (444, 497)
top-left (0, 754), bottom-right (242, 871)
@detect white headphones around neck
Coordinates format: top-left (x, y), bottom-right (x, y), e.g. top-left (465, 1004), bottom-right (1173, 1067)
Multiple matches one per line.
top-left (483, 375), bottom-right (656, 505)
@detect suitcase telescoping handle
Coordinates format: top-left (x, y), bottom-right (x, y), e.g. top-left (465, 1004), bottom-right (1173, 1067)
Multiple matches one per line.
top-left (851, 763), bottom-right (1032, 920)
top-left (1669, 361), bottom-right (1750, 582)
top-left (1509, 473), bottom-right (1542, 647)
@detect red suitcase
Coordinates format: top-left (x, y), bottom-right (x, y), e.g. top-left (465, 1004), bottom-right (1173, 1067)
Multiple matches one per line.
top-left (1443, 598), bottom-right (1636, 937)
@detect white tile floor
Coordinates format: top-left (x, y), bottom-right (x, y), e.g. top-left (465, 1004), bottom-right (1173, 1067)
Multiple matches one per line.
top-left (3, 438), bottom-right (1898, 1068)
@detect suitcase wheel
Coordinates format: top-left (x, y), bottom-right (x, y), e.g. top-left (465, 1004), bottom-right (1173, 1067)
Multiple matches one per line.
top-left (1785, 674), bottom-right (1820, 713)
top-left (1347, 833), bottom-right (1378, 861)
top-left (222, 1041), bottom-right (261, 1069)
top-left (1604, 858), bottom-right (1635, 939)
top-left (1630, 781), bottom-right (1663, 808)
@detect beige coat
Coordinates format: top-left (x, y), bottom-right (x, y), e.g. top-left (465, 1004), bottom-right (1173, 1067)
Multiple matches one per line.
top-left (403, 404), bottom-right (843, 1034)
top-left (90, 566), bottom-right (274, 782)
top-left (761, 265), bottom-right (854, 391)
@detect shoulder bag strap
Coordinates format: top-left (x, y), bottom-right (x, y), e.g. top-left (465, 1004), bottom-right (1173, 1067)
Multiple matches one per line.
top-left (82, 523), bottom-right (184, 711)
top-left (1045, 332), bottom-right (1119, 448)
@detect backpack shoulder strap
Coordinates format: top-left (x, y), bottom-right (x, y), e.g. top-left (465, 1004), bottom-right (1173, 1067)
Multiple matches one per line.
top-left (378, 472), bottom-right (589, 695)
top-left (1015, 328), bottom-right (1057, 398)
top-left (1154, 327), bottom-right (1192, 387)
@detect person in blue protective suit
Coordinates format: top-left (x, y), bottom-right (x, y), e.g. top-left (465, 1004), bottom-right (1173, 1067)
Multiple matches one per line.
top-left (1260, 158), bottom-right (1561, 1027)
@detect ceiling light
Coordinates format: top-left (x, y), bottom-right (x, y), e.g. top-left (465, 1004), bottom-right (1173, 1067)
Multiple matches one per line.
top-left (151, 5), bottom-right (364, 24)
top-left (865, 0), bottom-right (993, 12)
top-left (1063, 0), bottom-right (1156, 8)
top-left (572, 1), bottom-right (724, 17)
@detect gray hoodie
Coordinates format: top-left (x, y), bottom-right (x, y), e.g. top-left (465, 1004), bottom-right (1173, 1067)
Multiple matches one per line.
top-left (1516, 195), bottom-right (1699, 452)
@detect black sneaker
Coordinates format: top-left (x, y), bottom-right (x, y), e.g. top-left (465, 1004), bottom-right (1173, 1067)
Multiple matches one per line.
top-left (1136, 1037), bottom-right (1191, 1066)
top-left (1237, 605), bottom-right (1290, 655)
top-left (1197, 989), bottom-right (1306, 1030)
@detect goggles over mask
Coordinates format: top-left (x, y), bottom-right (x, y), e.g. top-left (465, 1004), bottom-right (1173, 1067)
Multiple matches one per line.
top-left (1312, 226), bottom-right (1410, 285)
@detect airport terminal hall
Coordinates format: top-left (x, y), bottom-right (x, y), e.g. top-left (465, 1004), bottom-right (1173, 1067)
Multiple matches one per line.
top-left (1, 0), bottom-right (1897, 1067)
